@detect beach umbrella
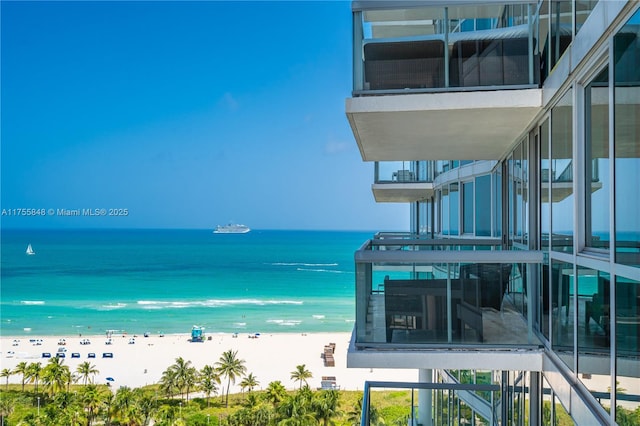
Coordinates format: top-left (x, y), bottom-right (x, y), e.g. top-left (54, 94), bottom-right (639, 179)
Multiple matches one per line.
top-left (106, 377), bottom-right (115, 382)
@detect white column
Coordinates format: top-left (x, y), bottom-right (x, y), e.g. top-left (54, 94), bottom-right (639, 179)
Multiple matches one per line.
top-left (418, 369), bottom-right (433, 426)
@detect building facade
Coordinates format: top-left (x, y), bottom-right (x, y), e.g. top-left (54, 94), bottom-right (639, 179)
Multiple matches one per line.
top-left (345, 1), bottom-right (639, 424)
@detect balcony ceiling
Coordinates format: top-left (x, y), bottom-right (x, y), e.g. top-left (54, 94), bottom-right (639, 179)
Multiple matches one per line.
top-left (346, 89), bottom-right (542, 161)
top-left (372, 182), bottom-right (434, 202)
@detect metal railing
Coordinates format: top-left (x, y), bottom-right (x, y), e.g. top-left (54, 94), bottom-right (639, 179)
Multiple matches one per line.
top-left (360, 380), bottom-right (501, 426)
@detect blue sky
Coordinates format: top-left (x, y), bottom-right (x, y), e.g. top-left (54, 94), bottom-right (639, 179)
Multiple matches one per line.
top-left (1, 1), bottom-right (408, 231)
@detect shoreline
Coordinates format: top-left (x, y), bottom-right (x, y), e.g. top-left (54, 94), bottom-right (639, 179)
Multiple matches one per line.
top-left (1, 331), bottom-right (418, 391)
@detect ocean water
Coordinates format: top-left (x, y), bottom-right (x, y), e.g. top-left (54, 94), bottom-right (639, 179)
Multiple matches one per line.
top-left (1, 229), bottom-right (370, 337)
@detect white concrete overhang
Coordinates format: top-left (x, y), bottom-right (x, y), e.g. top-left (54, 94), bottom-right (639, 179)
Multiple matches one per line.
top-left (347, 336), bottom-right (544, 372)
top-left (346, 89), bottom-right (543, 161)
top-left (372, 182), bottom-right (434, 202)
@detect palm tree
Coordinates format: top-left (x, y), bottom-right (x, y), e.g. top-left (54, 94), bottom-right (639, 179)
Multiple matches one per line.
top-left (243, 392), bottom-right (260, 409)
top-left (79, 384), bottom-right (107, 426)
top-left (182, 366), bottom-right (198, 401)
top-left (132, 388), bottom-right (157, 426)
top-left (159, 368), bottom-right (178, 398)
top-left (347, 397), bottom-right (384, 426)
top-left (26, 362), bottom-right (43, 393)
top-left (200, 377), bottom-right (218, 409)
top-left (290, 364), bottom-right (313, 389)
top-left (52, 390), bottom-right (76, 411)
top-left (167, 357), bottom-right (193, 400)
top-left (114, 386), bottom-right (135, 424)
top-left (154, 404), bottom-right (177, 426)
top-left (0, 395), bottom-right (16, 426)
top-left (0, 369), bottom-right (11, 390)
top-left (215, 349), bottom-right (246, 408)
top-left (199, 365), bottom-right (219, 408)
top-left (76, 361), bottom-right (99, 385)
top-left (41, 357), bottom-right (71, 396)
top-left (240, 372), bottom-right (259, 393)
top-left (12, 362), bottom-right (29, 392)
top-left (264, 380), bottom-right (288, 407)
top-left (276, 389), bottom-right (318, 425)
top-left (103, 393), bottom-right (116, 426)
top-left (312, 390), bottom-right (341, 426)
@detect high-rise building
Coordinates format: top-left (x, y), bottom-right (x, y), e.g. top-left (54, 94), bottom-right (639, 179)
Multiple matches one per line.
top-left (345, 1), bottom-right (639, 424)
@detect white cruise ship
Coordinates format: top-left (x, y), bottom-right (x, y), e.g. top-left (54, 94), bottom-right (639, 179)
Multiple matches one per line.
top-left (213, 224), bottom-right (250, 234)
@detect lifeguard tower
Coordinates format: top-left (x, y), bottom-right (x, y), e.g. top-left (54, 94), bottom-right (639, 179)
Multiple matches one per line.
top-left (191, 325), bottom-right (205, 342)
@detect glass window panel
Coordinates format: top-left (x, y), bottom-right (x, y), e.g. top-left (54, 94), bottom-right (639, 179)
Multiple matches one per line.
top-left (554, 392), bottom-right (574, 425)
top-left (541, 118), bottom-right (551, 251)
top-left (549, 1), bottom-right (573, 72)
top-left (463, 181), bottom-right (474, 234)
top-left (522, 137), bottom-right (529, 246)
top-left (435, 190), bottom-right (441, 235)
top-left (540, 258), bottom-right (551, 340)
top-left (585, 66), bottom-right (610, 250)
top-left (614, 10), bottom-right (640, 267)
top-left (509, 155), bottom-right (515, 240)
top-left (577, 267), bottom-right (611, 413)
top-left (514, 143), bottom-right (524, 242)
top-left (551, 88), bottom-right (574, 253)
top-left (450, 183), bottom-right (459, 236)
top-left (476, 175), bottom-right (491, 237)
top-left (575, 1), bottom-right (599, 33)
top-left (542, 374), bottom-right (553, 426)
top-left (494, 171), bottom-right (503, 238)
top-left (442, 187), bottom-right (449, 236)
top-left (551, 260), bottom-right (574, 371)
top-left (539, 0), bottom-right (550, 81)
top-left (616, 277), bottom-right (640, 424)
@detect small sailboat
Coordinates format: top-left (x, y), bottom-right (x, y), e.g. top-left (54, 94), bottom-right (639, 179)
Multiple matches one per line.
top-left (26, 244), bottom-right (35, 255)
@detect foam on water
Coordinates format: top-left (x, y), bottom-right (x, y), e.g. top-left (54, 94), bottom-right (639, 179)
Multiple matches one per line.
top-left (1, 229), bottom-right (365, 335)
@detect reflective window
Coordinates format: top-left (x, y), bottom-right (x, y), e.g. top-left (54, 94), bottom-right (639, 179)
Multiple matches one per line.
top-left (522, 137), bottom-right (529, 246)
top-left (551, 260), bottom-right (574, 371)
top-left (541, 118), bottom-right (551, 251)
top-left (463, 181), bottom-right (474, 234)
top-left (450, 183), bottom-right (459, 236)
top-left (442, 187), bottom-right (449, 236)
top-left (575, 1), bottom-right (599, 33)
top-left (435, 190), bottom-right (441, 235)
top-left (614, 10), bottom-right (640, 267)
top-left (509, 155), bottom-right (515, 240)
top-left (514, 143), bottom-right (524, 242)
top-left (616, 277), bottom-right (640, 423)
top-left (476, 175), bottom-right (491, 237)
top-left (551, 88), bottom-right (574, 253)
top-left (540, 258), bottom-right (550, 340)
top-left (577, 267), bottom-right (611, 413)
top-left (541, 0), bottom-right (572, 81)
top-left (493, 170), bottom-right (502, 238)
top-left (585, 66), bottom-right (610, 250)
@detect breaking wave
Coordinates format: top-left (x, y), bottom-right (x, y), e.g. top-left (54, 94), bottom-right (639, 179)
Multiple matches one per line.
top-left (137, 299), bottom-right (303, 309)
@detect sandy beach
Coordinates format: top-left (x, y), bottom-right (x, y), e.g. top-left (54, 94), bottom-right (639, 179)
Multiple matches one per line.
top-left (0, 332), bottom-right (418, 392)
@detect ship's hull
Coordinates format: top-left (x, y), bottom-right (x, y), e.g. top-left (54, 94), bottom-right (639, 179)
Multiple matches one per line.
top-left (213, 225), bottom-right (250, 234)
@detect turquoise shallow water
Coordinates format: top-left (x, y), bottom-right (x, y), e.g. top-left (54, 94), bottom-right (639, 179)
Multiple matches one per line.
top-left (1, 229), bottom-right (369, 336)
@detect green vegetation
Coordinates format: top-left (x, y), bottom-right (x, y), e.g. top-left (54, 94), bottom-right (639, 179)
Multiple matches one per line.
top-left (0, 352), bottom-right (413, 426)
top-left (2, 359), bottom-right (639, 425)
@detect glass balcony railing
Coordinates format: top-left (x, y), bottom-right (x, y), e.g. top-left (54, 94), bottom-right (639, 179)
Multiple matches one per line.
top-left (354, 238), bottom-right (544, 348)
top-left (353, 2), bottom-right (541, 94)
top-left (375, 161), bottom-right (434, 183)
top-left (360, 379), bottom-right (501, 426)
